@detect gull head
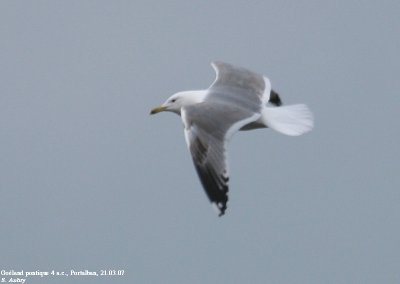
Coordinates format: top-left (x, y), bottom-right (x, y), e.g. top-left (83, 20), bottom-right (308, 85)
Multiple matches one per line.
top-left (150, 91), bottom-right (206, 115)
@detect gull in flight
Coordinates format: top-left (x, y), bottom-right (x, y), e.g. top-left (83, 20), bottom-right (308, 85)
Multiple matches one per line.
top-left (151, 62), bottom-right (313, 216)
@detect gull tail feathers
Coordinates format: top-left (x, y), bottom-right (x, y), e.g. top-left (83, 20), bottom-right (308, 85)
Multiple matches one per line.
top-left (262, 104), bottom-right (314, 136)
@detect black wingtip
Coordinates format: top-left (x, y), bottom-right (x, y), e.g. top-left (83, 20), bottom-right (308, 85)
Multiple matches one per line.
top-left (269, 89), bottom-right (282, 106)
top-left (216, 201), bottom-right (227, 217)
top-left (217, 207), bottom-right (225, 217)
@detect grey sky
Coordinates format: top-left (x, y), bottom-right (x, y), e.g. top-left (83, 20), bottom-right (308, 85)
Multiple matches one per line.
top-left (1, 1), bottom-right (399, 283)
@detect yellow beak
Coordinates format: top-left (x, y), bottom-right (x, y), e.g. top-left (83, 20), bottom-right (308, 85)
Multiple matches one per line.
top-left (150, 105), bottom-right (167, 115)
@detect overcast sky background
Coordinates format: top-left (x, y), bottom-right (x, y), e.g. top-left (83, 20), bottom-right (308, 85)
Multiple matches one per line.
top-left (1, 1), bottom-right (399, 283)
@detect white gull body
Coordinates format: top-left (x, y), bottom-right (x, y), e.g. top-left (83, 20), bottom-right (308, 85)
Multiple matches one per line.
top-left (150, 62), bottom-right (313, 216)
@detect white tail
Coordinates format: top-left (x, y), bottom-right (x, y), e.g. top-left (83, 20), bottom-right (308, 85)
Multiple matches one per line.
top-left (262, 104), bottom-right (314, 136)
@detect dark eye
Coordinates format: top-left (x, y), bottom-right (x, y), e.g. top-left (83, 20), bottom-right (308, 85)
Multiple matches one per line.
top-left (171, 99), bottom-right (176, 103)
